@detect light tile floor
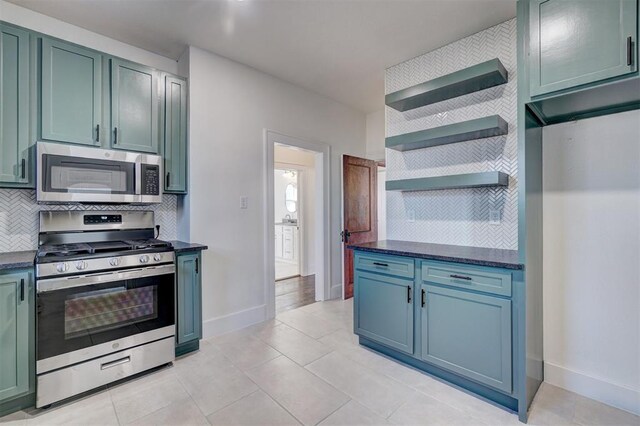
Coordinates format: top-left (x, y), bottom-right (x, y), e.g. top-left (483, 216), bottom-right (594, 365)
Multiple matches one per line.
top-left (2, 299), bottom-right (639, 426)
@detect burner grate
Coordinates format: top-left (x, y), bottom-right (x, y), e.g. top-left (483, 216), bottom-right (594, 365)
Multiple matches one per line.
top-left (37, 243), bottom-right (93, 258)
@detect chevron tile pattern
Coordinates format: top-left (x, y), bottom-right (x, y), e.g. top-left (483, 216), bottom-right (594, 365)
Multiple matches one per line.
top-left (385, 19), bottom-right (517, 250)
top-left (0, 189), bottom-right (179, 252)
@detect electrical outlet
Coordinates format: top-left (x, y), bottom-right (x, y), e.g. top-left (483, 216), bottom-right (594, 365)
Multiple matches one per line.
top-left (489, 210), bottom-right (501, 225)
top-left (407, 209), bottom-right (415, 223)
top-left (240, 196), bottom-right (249, 209)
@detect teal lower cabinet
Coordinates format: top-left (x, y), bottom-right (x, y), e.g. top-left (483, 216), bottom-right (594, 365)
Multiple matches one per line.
top-left (175, 251), bottom-right (202, 356)
top-left (353, 250), bottom-right (534, 423)
top-left (354, 270), bottom-right (414, 355)
top-left (0, 269), bottom-right (35, 417)
top-left (420, 284), bottom-right (512, 393)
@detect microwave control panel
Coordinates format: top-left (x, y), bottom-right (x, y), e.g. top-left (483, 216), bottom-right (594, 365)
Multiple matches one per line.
top-left (141, 164), bottom-right (160, 196)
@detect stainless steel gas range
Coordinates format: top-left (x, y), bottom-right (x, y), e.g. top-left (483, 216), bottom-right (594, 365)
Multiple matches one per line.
top-left (35, 211), bottom-right (175, 407)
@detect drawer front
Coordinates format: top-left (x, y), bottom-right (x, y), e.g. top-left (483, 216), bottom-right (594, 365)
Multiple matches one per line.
top-left (421, 261), bottom-right (511, 297)
top-left (355, 252), bottom-right (414, 279)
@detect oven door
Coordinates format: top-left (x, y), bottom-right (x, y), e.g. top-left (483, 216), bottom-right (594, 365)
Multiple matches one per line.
top-left (36, 141), bottom-right (147, 204)
top-left (36, 264), bottom-right (175, 374)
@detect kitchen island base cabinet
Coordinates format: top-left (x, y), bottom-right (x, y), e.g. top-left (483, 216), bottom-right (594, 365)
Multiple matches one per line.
top-left (0, 270), bottom-right (35, 417)
top-left (175, 251), bottom-right (202, 356)
top-left (351, 248), bottom-right (535, 423)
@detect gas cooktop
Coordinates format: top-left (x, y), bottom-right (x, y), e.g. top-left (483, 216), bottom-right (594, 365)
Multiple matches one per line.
top-left (37, 239), bottom-right (173, 259)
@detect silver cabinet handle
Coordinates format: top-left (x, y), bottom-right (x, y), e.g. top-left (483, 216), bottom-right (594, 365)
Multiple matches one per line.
top-left (101, 356), bottom-right (131, 370)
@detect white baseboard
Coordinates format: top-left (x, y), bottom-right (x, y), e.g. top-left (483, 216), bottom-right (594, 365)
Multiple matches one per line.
top-left (330, 283), bottom-right (342, 300)
top-left (202, 304), bottom-right (267, 338)
top-left (544, 361), bottom-right (640, 415)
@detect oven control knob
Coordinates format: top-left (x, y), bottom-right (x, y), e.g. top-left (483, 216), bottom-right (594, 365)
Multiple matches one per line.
top-left (56, 262), bottom-right (69, 273)
top-left (139, 255), bottom-right (149, 264)
top-left (75, 261), bottom-right (87, 270)
top-left (109, 258), bottom-right (120, 267)
top-left (153, 254), bottom-right (162, 262)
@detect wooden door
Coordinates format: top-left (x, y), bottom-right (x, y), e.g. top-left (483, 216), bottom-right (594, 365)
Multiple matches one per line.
top-left (111, 59), bottom-right (159, 153)
top-left (529, 0), bottom-right (637, 97)
top-left (40, 38), bottom-right (102, 146)
top-left (342, 155), bottom-right (378, 299)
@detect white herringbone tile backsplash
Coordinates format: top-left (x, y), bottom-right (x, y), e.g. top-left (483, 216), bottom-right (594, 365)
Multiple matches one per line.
top-left (0, 189), bottom-right (179, 252)
top-left (385, 18), bottom-right (517, 250)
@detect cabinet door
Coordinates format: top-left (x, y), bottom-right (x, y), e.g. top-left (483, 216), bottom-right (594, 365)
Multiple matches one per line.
top-left (163, 76), bottom-right (187, 193)
top-left (41, 38), bottom-right (102, 145)
top-left (0, 25), bottom-right (30, 185)
top-left (111, 59), bottom-right (158, 153)
top-left (421, 285), bottom-right (512, 393)
top-left (0, 272), bottom-right (30, 401)
top-left (176, 253), bottom-right (202, 345)
top-left (275, 226), bottom-right (283, 258)
top-left (354, 270), bottom-right (414, 354)
top-left (530, 0), bottom-right (638, 97)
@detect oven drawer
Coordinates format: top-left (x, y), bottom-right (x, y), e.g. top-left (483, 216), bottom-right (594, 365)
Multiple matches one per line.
top-left (37, 336), bottom-right (174, 407)
top-left (421, 261), bottom-right (511, 297)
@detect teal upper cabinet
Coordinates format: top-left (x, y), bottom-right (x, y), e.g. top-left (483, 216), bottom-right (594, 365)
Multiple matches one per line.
top-left (40, 38), bottom-right (102, 145)
top-left (530, 0), bottom-right (638, 97)
top-left (0, 271), bottom-right (32, 403)
top-left (163, 75), bottom-right (188, 193)
top-left (420, 284), bottom-right (512, 393)
top-left (0, 24), bottom-right (30, 186)
top-left (354, 267), bottom-right (414, 355)
top-left (176, 252), bottom-right (202, 345)
top-left (110, 59), bottom-right (159, 153)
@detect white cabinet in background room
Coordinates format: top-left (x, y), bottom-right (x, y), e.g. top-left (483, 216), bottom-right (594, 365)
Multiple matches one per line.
top-left (275, 225), bottom-right (299, 262)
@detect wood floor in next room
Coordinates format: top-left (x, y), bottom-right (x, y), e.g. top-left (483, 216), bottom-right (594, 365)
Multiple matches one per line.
top-left (276, 275), bottom-right (315, 314)
top-left (3, 299), bottom-right (638, 426)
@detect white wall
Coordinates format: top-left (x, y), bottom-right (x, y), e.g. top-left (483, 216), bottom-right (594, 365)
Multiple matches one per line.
top-left (0, 0), bottom-right (179, 74)
top-left (366, 109), bottom-right (386, 161)
top-left (182, 46), bottom-right (366, 336)
top-left (377, 168), bottom-right (387, 241)
top-left (543, 110), bottom-right (640, 415)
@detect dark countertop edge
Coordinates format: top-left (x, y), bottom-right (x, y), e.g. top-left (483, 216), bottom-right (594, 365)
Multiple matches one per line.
top-left (0, 251), bottom-right (37, 271)
top-left (169, 241), bottom-right (209, 253)
top-left (347, 242), bottom-right (523, 270)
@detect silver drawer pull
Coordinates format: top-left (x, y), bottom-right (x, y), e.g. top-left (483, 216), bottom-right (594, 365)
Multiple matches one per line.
top-left (450, 274), bottom-right (472, 281)
top-left (372, 262), bottom-right (389, 267)
top-left (101, 356), bottom-right (131, 370)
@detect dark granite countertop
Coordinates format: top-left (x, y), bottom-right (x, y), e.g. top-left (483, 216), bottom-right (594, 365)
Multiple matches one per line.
top-left (0, 251), bottom-right (36, 271)
top-left (347, 240), bottom-right (523, 270)
top-left (169, 241), bottom-right (208, 253)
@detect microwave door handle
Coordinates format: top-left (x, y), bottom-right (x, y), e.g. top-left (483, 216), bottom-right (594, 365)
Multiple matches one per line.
top-left (135, 161), bottom-right (142, 195)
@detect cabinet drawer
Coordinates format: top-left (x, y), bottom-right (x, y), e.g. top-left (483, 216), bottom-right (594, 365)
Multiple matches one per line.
top-left (421, 261), bottom-right (511, 297)
top-left (354, 252), bottom-right (414, 279)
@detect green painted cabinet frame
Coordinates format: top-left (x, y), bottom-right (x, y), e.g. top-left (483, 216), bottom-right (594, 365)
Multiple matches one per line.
top-left (0, 269), bottom-right (34, 415)
top-left (110, 59), bottom-right (159, 153)
top-left (163, 75), bottom-right (188, 193)
top-left (0, 24), bottom-right (30, 186)
top-left (40, 38), bottom-right (102, 146)
top-left (420, 284), bottom-right (512, 393)
top-left (176, 252), bottom-right (202, 347)
top-left (354, 265), bottom-right (414, 355)
top-left (529, 0), bottom-right (638, 97)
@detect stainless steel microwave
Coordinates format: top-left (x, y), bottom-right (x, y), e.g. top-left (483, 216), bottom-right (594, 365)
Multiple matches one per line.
top-left (36, 142), bottom-right (162, 204)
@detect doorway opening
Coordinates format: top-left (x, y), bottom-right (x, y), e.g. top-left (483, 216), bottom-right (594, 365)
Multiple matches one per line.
top-left (264, 131), bottom-right (331, 319)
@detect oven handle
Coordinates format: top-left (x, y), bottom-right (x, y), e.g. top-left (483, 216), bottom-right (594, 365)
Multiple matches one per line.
top-left (36, 264), bottom-right (175, 293)
top-left (134, 160), bottom-right (142, 195)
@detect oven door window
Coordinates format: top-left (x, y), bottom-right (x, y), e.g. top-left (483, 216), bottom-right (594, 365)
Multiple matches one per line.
top-left (42, 154), bottom-right (135, 194)
top-left (37, 273), bottom-right (174, 361)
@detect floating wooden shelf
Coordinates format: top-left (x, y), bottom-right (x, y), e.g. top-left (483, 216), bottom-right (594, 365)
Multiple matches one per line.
top-left (386, 171), bottom-right (509, 192)
top-left (386, 115), bottom-right (508, 152)
top-left (386, 59), bottom-right (508, 112)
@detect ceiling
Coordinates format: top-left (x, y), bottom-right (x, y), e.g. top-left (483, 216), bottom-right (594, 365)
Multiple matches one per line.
top-left (7, 0), bottom-right (516, 113)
